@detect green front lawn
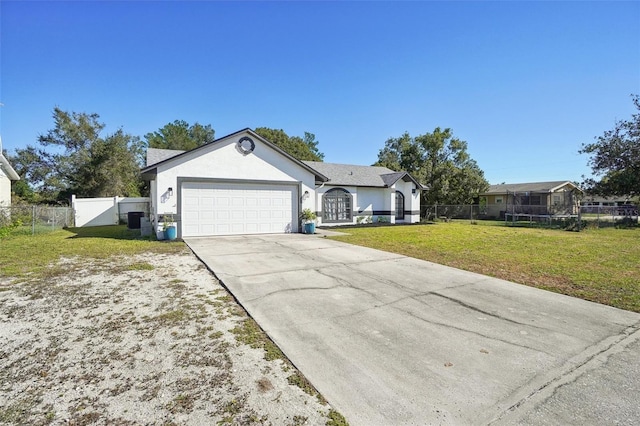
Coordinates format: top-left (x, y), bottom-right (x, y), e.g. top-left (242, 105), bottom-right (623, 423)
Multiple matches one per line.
top-left (330, 221), bottom-right (640, 313)
top-left (0, 226), bottom-right (186, 279)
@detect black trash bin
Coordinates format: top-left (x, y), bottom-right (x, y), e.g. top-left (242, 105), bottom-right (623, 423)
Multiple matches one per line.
top-left (127, 211), bottom-right (145, 229)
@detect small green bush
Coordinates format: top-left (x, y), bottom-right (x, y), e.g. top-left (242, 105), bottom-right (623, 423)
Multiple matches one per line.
top-left (0, 219), bottom-right (23, 239)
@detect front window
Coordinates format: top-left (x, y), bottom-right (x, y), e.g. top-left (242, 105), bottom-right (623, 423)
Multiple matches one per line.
top-left (323, 188), bottom-right (352, 222)
top-left (521, 195), bottom-right (541, 205)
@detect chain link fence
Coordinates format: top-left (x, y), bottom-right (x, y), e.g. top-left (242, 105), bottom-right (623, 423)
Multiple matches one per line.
top-left (580, 205), bottom-right (639, 228)
top-left (0, 205), bottom-right (74, 236)
top-left (422, 204), bottom-right (480, 222)
top-left (420, 203), bottom-right (638, 229)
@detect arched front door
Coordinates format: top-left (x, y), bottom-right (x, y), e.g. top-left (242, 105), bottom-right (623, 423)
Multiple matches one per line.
top-left (395, 191), bottom-right (405, 221)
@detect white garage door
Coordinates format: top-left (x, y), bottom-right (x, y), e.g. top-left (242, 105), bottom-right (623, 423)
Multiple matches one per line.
top-left (181, 181), bottom-right (298, 237)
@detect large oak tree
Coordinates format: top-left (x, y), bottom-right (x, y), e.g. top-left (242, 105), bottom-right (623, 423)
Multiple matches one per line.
top-left (10, 107), bottom-right (143, 203)
top-left (375, 127), bottom-right (488, 205)
top-left (580, 95), bottom-right (640, 198)
top-left (144, 120), bottom-right (215, 151)
top-left (254, 127), bottom-right (324, 162)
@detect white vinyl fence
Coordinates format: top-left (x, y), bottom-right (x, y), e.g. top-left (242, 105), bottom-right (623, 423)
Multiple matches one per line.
top-left (72, 195), bottom-right (150, 227)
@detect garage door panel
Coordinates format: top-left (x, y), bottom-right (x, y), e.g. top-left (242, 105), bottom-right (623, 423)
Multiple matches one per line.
top-left (184, 196), bottom-right (199, 206)
top-left (259, 223), bottom-right (272, 232)
top-left (181, 182), bottom-right (297, 236)
top-left (201, 197), bottom-right (215, 207)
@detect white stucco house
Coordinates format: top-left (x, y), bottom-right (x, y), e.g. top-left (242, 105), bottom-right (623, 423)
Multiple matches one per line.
top-left (141, 128), bottom-right (423, 239)
top-left (0, 151), bottom-right (20, 207)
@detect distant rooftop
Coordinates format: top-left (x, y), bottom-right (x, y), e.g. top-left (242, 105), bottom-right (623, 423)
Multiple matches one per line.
top-left (484, 181), bottom-right (579, 194)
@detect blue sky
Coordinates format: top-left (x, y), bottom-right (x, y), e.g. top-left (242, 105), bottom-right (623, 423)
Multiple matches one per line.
top-left (1, 1), bottom-right (639, 185)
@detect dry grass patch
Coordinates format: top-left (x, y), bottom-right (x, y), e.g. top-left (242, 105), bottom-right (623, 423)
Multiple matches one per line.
top-left (1, 226), bottom-right (348, 425)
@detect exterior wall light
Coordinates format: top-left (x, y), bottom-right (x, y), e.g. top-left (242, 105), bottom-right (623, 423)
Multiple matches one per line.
top-left (168, 187), bottom-right (173, 196)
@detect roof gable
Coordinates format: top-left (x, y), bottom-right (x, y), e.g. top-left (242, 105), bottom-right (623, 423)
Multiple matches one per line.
top-left (141, 128), bottom-right (328, 182)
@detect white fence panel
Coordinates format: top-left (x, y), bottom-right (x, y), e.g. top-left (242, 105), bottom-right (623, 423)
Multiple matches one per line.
top-left (72, 196), bottom-right (119, 227)
top-left (72, 195), bottom-right (150, 227)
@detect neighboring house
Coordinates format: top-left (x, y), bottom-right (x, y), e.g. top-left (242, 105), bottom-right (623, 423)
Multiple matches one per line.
top-left (0, 152), bottom-right (20, 207)
top-left (581, 194), bottom-right (637, 216)
top-left (141, 128), bottom-right (423, 238)
top-left (480, 181), bottom-right (582, 218)
top-left (581, 194), bottom-right (633, 207)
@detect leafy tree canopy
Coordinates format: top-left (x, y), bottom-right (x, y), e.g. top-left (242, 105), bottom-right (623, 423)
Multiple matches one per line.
top-left (254, 127), bottom-right (324, 162)
top-left (9, 107), bottom-right (143, 203)
top-left (145, 120), bottom-right (215, 151)
top-left (580, 95), bottom-right (640, 198)
top-left (375, 127), bottom-right (488, 205)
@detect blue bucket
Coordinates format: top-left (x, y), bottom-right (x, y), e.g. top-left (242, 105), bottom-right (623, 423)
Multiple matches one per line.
top-left (164, 226), bottom-right (177, 240)
top-left (304, 222), bottom-right (316, 234)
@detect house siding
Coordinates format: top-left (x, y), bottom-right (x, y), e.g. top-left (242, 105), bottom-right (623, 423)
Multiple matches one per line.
top-left (0, 173), bottom-right (11, 207)
top-left (356, 187), bottom-right (386, 220)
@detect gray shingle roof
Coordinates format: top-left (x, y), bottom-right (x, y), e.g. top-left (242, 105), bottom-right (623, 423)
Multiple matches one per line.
top-left (484, 181), bottom-right (579, 194)
top-left (303, 161), bottom-right (421, 188)
top-left (146, 148), bottom-right (184, 167)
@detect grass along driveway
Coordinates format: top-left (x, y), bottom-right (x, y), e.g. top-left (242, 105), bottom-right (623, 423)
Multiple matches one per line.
top-left (330, 222), bottom-right (640, 313)
top-left (0, 226), bottom-right (186, 279)
top-left (0, 226), bottom-right (347, 425)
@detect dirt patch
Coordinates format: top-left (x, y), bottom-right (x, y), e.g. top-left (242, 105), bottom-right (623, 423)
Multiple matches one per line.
top-left (0, 252), bottom-right (338, 425)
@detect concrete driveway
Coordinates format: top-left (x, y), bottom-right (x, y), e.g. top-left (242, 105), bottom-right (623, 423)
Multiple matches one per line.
top-left (186, 233), bottom-right (640, 425)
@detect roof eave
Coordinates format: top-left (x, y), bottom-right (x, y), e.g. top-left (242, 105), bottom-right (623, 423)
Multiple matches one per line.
top-left (141, 168), bottom-right (157, 180)
top-left (0, 155), bottom-right (20, 181)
